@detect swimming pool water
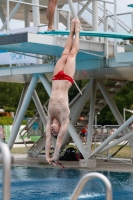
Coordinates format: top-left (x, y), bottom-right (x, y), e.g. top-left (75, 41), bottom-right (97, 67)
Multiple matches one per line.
top-left (0, 166), bottom-right (133, 200)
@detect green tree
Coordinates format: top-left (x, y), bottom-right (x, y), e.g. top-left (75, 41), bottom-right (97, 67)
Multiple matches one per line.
top-left (98, 82), bottom-right (133, 125)
top-left (0, 82), bottom-right (23, 108)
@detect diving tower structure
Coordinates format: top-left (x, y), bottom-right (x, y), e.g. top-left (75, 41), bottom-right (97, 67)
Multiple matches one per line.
top-left (0, 0), bottom-right (133, 167)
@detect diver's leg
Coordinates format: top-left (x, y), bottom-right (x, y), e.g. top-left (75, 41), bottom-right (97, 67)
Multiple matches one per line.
top-left (53, 19), bottom-right (75, 75)
top-left (64, 19), bottom-right (80, 78)
top-left (47, 0), bottom-right (57, 30)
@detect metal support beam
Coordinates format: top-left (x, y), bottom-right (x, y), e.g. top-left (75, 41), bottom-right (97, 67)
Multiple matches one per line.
top-left (87, 79), bottom-right (97, 154)
top-left (39, 74), bottom-right (52, 96)
top-left (0, 5), bottom-right (6, 25)
top-left (13, 83), bottom-right (29, 126)
top-left (8, 75), bottom-right (38, 149)
top-left (97, 79), bottom-right (133, 149)
top-left (62, 80), bottom-right (93, 148)
top-left (67, 0), bottom-right (78, 18)
top-left (2, 0), bottom-right (24, 31)
top-left (67, 0), bottom-right (85, 39)
top-left (24, 8), bottom-right (30, 27)
top-left (78, 0), bottom-right (92, 18)
top-left (54, 6), bottom-right (58, 29)
top-left (68, 123), bottom-right (88, 159)
top-left (92, 0), bottom-right (98, 42)
top-left (90, 115), bottom-right (133, 158)
top-left (32, 0), bottom-right (41, 64)
top-left (32, 0), bottom-right (40, 27)
top-left (32, 90), bottom-right (47, 126)
top-left (100, 131), bottom-right (133, 154)
top-left (70, 79), bottom-right (93, 124)
top-left (67, 11), bottom-right (70, 30)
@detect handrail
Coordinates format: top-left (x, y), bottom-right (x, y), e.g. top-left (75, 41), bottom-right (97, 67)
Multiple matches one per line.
top-left (79, 1), bottom-right (131, 34)
top-left (19, 116), bottom-right (41, 151)
top-left (9, 0), bottom-right (47, 8)
top-left (0, 138), bottom-right (11, 200)
top-left (70, 172), bottom-right (112, 200)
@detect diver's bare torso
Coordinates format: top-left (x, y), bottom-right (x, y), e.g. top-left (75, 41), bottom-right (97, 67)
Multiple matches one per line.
top-left (48, 80), bottom-right (71, 124)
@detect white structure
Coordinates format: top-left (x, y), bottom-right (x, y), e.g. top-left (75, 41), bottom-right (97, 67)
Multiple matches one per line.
top-left (0, 0), bottom-right (133, 167)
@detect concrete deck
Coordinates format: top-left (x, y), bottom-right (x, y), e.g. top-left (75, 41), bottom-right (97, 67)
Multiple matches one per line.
top-left (10, 154), bottom-right (133, 172)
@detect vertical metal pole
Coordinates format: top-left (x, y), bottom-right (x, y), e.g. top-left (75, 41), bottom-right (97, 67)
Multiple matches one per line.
top-left (0, 140), bottom-right (11, 200)
top-left (54, 6), bottom-right (58, 29)
top-left (7, 0), bottom-right (9, 34)
top-left (87, 79), bottom-right (97, 154)
top-left (130, 145), bottom-right (133, 164)
top-left (123, 108), bottom-right (126, 122)
top-left (32, 0), bottom-right (41, 64)
top-left (67, 11), bottom-right (70, 30)
top-left (94, 133), bottom-right (97, 150)
top-left (107, 128), bottom-right (109, 161)
top-left (92, 0), bottom-right (98, 42)
top-left (114, 0), bottom-right (117, 57)
top-left (32, 0), bottom-right (40, 27)
top-left (77, 0), bottom-right (80, 13)
top-left (95, 115), bottom-right (97, 128)
top-left (104, 2), bottom-right (108, 58)
top-left (24, 8), bottom-right (30, 27)
top-left (131, 13), bottom-right (133, 34)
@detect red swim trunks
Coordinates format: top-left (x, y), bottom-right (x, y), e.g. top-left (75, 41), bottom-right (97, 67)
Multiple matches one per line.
top-left (52, 71), bottom-right (74, 84)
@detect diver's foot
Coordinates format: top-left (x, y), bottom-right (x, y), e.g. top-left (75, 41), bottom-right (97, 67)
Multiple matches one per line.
top-left (75, 18), bottom-right (81, 33)
top-left (47, 25), bottom-right (56, 31)
top-left (70, 18), bottom-right (76, 33)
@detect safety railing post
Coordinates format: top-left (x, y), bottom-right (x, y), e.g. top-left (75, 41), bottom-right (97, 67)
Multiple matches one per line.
top-left (67, 11), bottom-right (70, 30)
top-left (7, 0), bottom-right (9, 35)
top-left (114, 0), bottom-right (117, 57)
top-left (131, 12), bottom-right (133, 33)
top-left (70, 172), bottom-right (112, 200)
top-left (0, 139), bottom-right (11, 200)
top-left (104, 16), bottom-right (108, 58)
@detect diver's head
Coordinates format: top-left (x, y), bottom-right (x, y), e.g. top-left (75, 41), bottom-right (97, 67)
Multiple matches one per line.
top-left (51, 118), bottom-right (60, 137)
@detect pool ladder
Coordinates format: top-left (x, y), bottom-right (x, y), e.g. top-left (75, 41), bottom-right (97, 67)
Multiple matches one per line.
top-left (70, 172), bottom-right (112, 200)
top-left (0, 138), bottom-right (11, 200)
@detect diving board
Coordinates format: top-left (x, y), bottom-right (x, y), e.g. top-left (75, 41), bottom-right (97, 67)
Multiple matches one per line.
top-left (128, 4), bottom-right (133, 8)
top-left (38, 30), bottom-right (133, 40)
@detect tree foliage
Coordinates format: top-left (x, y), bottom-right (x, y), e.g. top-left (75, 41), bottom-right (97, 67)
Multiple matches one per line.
top-left (98, 82), bottom-right (133, 125)
top-left (0, 80), bottom-right (133, 125)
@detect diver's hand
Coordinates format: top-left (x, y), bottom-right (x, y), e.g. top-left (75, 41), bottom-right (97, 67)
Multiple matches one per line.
top-left (49, 158), bottom-right (57, 166)
top-left (46, 157), bottom-right (57, 166)
top-left (46, 157), bottom-right (51, 164)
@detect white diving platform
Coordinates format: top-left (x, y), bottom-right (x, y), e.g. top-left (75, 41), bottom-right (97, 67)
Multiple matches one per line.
top-left (0, 31), bottom-right (133, 82)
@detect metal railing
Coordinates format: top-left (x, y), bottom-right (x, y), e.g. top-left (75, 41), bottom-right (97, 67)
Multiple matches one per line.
top-left (79, 1), bottom-right (132, 34)
top-left (0, 138), bottom-right (11, 200)
top-left (70, 172), bottom-right (112, 200)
